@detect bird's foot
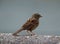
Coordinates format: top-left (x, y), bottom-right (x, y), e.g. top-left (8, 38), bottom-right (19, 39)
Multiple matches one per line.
top-left (31, 33), bottom-right (35, 36)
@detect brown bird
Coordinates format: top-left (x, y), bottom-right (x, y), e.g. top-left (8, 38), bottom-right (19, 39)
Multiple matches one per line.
top-left (12, 13), bottom-right (42, 36)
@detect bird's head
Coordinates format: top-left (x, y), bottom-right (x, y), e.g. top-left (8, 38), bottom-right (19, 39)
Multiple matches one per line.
top-left (32, 13), bottom-right (42, 19)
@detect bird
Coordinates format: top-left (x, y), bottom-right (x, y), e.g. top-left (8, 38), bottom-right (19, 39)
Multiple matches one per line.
top-left (12, 13), bottom-right (42, 36)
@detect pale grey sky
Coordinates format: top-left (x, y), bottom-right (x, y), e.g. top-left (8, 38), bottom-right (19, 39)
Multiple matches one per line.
top-left (0, 0), bottom-right (60, 35)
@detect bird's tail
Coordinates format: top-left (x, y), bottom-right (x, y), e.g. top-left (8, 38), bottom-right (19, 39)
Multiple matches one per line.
top-left (12, 27), bottom-right (24, 36)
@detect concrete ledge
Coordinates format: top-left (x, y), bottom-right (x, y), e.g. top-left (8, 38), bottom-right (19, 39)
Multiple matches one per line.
top-left (0, 33), bottom-right (60, 44)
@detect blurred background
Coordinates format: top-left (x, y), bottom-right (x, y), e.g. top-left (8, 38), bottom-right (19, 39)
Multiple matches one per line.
top-left (0, 0), bottom-right (60, 35)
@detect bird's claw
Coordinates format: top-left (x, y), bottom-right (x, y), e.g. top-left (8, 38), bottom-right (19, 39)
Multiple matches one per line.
top-left (31, 33), bottom-right (35, 36)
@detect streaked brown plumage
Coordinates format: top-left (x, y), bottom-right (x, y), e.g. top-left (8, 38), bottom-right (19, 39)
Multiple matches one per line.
top-left (12, 13), bottom-right (42, 36)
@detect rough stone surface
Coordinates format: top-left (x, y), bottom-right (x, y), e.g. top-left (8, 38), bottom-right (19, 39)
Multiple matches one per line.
top-left (0, 33), bottom-right (60, 44)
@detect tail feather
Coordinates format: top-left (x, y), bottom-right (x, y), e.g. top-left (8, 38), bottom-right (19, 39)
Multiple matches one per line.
top-left (12, 28), bottom-right (23, 36)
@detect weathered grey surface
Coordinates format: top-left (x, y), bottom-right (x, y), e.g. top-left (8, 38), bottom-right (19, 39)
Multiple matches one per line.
top-left (0, 33), bottom-right (60, 44)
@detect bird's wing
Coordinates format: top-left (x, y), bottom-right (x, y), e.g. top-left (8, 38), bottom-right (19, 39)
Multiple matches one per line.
top-left (22, 19), bottom-right (31, 29)
top-left (25, 19), bottom-right (38, 30)
top-left (22, 18), bottom-right (37, 29)
top-left (27, 19), bottom-right (39, 31)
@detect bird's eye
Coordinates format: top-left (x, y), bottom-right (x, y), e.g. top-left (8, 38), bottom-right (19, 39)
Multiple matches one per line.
top-left (32, 20), bottom-right (34, 22)
top-left (32, 20), bottom-right (36, 22)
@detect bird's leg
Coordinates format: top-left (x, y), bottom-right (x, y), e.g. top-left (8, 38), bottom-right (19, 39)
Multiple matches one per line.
top-left (30, 31), bottom-right (35, 36)
top-left (27, 30), bottom-right (32, 35)
top-left (27, 30), bottom-right (35, 36)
